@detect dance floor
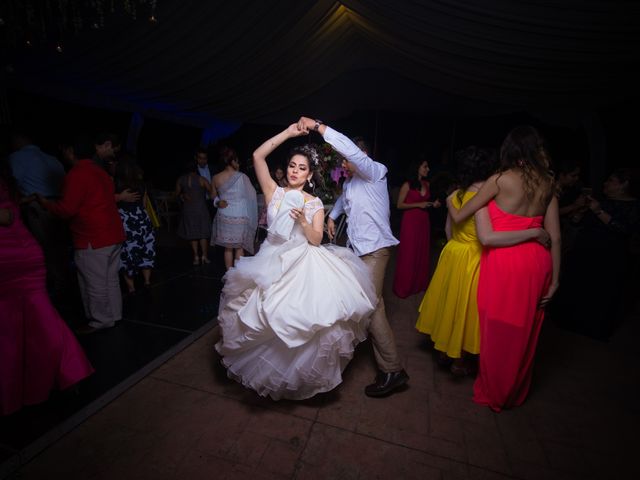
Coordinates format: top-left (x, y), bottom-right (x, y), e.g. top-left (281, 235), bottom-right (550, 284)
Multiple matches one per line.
top-left (0, 235), bottom-right (225, 477)
top-left (1, 235), bottom-right (639, 479)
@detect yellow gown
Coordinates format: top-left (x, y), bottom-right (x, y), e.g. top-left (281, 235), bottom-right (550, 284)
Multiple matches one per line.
top-left (416, 190), bottom-right (481, 357)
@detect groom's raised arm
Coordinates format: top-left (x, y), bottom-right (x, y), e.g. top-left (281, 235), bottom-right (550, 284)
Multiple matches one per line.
top-left (296, 117), bottom-right (385, 183)
top-left (322, 127), bottom-right (385, 183)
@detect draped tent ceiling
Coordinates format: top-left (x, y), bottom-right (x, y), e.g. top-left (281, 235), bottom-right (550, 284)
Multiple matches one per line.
top-left (7, 0), bottom-right (640, 129)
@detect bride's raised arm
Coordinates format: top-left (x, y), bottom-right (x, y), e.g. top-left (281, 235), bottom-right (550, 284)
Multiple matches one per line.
top-left (253, 124), bottom-right (307, 205)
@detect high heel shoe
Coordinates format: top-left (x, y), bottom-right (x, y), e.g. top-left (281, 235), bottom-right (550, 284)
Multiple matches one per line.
top-left (435, 352), bottom-right (453, 368)
top-left (201, 257), bottom-right (211, 264)
top-left (193, 257), bottom-right (200, 265)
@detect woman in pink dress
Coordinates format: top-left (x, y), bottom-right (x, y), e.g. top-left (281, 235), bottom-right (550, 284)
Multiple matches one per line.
top-left (0, 167), bottom-right (93, 416)
top-left (393, 160), bottom-right (441, 298)
top-left (448, 126), bottom-right (561, 411)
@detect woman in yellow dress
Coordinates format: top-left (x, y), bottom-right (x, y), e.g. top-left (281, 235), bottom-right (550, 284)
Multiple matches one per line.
top-left (416, 147), bottom-right (549, 376)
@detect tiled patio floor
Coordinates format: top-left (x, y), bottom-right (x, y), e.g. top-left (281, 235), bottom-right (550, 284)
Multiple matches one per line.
top-left (9, 267), bottom-right (639, 479)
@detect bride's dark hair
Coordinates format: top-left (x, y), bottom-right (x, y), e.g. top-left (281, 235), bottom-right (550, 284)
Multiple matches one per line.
top-left (288, 145), bottom-right (325, 195)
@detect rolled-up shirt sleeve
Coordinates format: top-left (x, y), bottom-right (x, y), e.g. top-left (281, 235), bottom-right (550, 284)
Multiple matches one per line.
top-left (323, 127), bottom-right (386, 183)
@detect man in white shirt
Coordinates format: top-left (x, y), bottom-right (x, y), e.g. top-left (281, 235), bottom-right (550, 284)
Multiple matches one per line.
top-left (297, 116), bottom-right (408, 397)
top-left (195, 147), bottom-right (213, 184)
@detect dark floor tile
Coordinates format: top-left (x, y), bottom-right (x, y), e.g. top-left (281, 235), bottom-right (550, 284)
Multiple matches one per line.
top-left (77, 321), bottom-right (190, 396)
top-left (153, 244), bottom-right (226, 279)
top-left (0, 447), bottom-right (16, 466)
top-left (0, 321), bottom-right (189, 452)
top-left (0, 244), bottom-right (223, 464)
top-left (123, 275), bottom-right (220, 331)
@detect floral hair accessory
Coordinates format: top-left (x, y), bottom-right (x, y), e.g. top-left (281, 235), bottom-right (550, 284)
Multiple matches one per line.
top-left (299, 145), bottom-right (320, 167)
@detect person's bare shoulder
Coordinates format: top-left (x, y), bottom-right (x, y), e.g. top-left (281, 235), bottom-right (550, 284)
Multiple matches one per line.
top-left (212, 171), bottom-right (227, 186)
top-left (303, 193), bottom-right (318, 203)
top-left (496, 170), bottom-right (521, 189)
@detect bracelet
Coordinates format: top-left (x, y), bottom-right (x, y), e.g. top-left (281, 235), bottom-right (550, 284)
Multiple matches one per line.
top-left (313, 119), bottom-right (323, 131)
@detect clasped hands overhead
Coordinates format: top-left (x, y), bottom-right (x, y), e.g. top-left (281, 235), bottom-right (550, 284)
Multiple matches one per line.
top-left (283, 117), bottom-right (317, 137)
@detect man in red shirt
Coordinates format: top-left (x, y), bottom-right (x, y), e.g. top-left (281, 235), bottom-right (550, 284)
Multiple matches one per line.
top-left (38, 138), bottom-right (125, 333)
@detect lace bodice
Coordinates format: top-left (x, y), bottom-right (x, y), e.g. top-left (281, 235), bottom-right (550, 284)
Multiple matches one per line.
top-left (267, 187), bottom-right (324, 227)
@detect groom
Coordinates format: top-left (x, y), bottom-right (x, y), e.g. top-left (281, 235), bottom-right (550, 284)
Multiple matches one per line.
top-left (297, 116), bottom-right (408, 397)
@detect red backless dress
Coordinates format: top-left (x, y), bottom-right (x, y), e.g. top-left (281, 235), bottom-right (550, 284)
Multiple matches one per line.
top-left (473, 200), bottom-right (552, 411)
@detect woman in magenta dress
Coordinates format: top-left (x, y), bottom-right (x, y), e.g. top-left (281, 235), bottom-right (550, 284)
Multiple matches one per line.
top-left (0, 166), bottom-right (93, 416)
top-left (448, 126), bottom-right (561, 411)
top-left (393, 160), bottom-right (441, 298)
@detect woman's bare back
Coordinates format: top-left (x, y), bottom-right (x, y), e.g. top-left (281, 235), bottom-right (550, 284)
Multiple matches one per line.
top-left (213, 168), bottom-right (236, 189)
top-left (494, 169), bottom-right (552, 217)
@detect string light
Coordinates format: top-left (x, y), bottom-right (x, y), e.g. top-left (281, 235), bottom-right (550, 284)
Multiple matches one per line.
top-left (55, 44), bottom-right (63, 53)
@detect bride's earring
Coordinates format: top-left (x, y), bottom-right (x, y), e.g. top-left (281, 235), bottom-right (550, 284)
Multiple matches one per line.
top-left (307, 178), bottom-right (313, 188)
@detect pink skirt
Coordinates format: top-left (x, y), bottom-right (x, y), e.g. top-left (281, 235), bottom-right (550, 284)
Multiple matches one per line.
top-left (0, 227), bottom-right (94, 415)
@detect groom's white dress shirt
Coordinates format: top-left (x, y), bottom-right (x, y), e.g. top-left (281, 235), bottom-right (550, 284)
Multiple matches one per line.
top-left (324, 126), bottom-right (399, 257)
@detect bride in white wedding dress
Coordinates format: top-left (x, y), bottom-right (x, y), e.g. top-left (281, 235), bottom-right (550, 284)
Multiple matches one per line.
top-left (215, 123), bottom-right (377, 400)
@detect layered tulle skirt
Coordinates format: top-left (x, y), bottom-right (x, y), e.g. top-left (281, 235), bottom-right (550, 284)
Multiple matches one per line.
top-left (216, 234), bottom-right (376, 400)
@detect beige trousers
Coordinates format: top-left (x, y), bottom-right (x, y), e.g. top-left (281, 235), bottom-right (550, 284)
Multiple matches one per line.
top-left (75, 243), bottom-right (123, 329)
top-left (360, 247), bottom-right (403, 373)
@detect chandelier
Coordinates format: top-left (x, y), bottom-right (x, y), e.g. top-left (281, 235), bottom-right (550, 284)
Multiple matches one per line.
top-left (0, 0), bottom-right (159, 51)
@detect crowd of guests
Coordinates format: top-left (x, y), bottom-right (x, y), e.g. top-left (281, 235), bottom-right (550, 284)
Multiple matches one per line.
top-left (1, 132), bottom-right (137, 415)
top-left (551, 167), bottom-right (639, 340)
top-left (212, 119), bottom-right (638, 413)
top-left (410, 130), bottom-right (638, 411)
top-left (2, 120), bottom-right (638, 416)
top-left (0, 129), bottom-right (262, 415)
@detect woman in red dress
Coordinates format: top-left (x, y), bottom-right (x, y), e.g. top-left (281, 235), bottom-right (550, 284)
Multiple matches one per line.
top-left (393, 160), bottom-right (441, 298)
top-left (0, 164), bottom-right (93, 416)
top-left (448, 126), bottom-right (561, 411)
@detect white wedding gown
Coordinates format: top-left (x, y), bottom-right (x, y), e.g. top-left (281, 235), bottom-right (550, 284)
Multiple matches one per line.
top-left (216, 187), bottom-right (376, 400)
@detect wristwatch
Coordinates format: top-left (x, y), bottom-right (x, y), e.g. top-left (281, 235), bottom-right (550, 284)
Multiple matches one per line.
top-left (313, 119), bottom-right (323, 131)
